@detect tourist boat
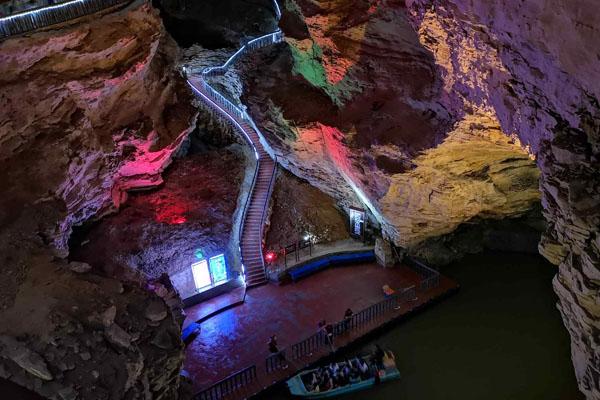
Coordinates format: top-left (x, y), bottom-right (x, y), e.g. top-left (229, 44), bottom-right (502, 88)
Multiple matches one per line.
top-left (287, 352), bottom-right (400, 398)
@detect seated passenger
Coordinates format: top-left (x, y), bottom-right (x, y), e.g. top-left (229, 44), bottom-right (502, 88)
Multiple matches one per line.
top-left (382, 350), bottom-right (396, 369)
top-left (322, 377), bottom-right (333, 392)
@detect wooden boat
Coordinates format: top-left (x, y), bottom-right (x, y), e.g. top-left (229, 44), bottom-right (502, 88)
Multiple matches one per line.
top-left (287, 352), bottom-right (400, 398)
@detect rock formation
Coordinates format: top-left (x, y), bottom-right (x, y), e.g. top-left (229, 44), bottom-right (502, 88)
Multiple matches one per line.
top-left (236, 0), bottom-right (597, 397)
top-left (240, 0), bottom-right (541, 254)
top-left (0, 0), bottom-right (597, 398)
top-left (71, 147), bottom-right (245, 284)
top-left (265, 169), bottom-right (350, 249)
top-left (405, 1), bottom-right (600, 397)
top-left (0, 1), bottom-right (197, 398)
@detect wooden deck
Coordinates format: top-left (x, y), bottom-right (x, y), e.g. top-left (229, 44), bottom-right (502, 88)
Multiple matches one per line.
top-left (184, 262), bottom-right (459, 400)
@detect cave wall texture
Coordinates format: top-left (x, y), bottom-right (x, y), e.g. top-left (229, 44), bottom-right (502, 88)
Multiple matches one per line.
top-left (239, 0), bottom-right (599, 397)
top-left (0, 0), bottom-right (597, 398)
top-left (0, 1), bottom-right (198, 398)
top-left (405, 1), bottom-right (600, 397)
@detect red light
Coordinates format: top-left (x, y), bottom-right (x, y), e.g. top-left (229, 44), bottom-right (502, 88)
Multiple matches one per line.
top-left (265, 252), bottom-right (276, 262)
top-left (172, 216), bottom-right (187, 224)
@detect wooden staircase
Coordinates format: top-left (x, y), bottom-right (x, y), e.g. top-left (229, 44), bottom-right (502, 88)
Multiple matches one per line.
top-left (187, 78), bottom-right (276, 287)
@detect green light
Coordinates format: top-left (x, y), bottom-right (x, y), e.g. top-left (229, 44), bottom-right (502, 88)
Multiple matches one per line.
top-left (194, 249), bottom-right (204, 260)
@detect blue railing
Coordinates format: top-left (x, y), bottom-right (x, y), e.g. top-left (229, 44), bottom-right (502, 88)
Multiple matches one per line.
top-left (0, 0), bottom-right (129, 38)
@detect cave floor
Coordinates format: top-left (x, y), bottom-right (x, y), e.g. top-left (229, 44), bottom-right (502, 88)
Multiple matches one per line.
top-left (183, 262), bottom-right (458, 395)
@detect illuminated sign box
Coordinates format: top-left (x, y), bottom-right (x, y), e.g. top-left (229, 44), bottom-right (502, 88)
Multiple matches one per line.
top-left (191, 253), bottom-right (228, 292)
top-left (349, 207), bottom-right (365, 238)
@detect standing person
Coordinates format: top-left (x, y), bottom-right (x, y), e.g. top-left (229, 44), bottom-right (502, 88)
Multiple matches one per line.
top-left (325, 322), bottom-right (334, 351)
top-left (267, 335), bottom-right (288, 369)
top-left (374, 344), bottom-right (385, 368)
top-left (343, 308), bottom-right (354, 332)
top-left (317, 319), bottom-right (326, 332)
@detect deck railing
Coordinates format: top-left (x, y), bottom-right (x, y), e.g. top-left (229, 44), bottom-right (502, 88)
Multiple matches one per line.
top-left (291, 330), bottom-right (328, 360)
top-left (285, 285), bottom-right (417, 363)
top-left (194, 284), bottom-right (420, 396)
top-left (406, 257), bottom-right (440, 292)
top-left (0, 0), bottom-right (129, 38)
top-left (194, 365), bottom-right (257, 400)
top-left (281, 238), bottom-right (313, 267)
top-left (202, 30), bottom-right (283, 77)
top-left (265, 349), bottom-right (287, 373)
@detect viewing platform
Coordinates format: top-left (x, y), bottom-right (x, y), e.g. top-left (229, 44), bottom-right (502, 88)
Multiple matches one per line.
top-left (184, 261), bottom-right (459, 400)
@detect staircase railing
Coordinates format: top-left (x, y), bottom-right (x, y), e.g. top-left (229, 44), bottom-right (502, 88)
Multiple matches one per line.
top-left (202, 30), bottom-right (283, 77)
top-left (0, 0), bottom-right (129, 38)
top-left (185, 0), bottom-right (282, 287)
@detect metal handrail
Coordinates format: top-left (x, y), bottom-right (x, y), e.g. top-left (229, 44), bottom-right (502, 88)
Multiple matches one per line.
top-left (194, 364), bottom-right (257, 400)
top-left (265, 348), bottom-right (286, 373)
top-left (238, 157), bottom-right (260, 276)
top-left (280, 285), bottom-right (417, 364)
top-left (405, 256), bottom-right (440, 292)
top-left (258, 155), bottom-right (278, 270)
top-left (189, 0), bottom-right (282, 286)
top-left (0, 0), bottom-right (129, 38)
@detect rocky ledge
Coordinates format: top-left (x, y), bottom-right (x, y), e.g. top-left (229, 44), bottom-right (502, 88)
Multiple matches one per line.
top-left (0, 1), bottom-right (197, 398)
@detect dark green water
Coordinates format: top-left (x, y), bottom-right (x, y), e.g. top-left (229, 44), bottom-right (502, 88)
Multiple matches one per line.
top-left (264, 251), bottom-right (583, 400)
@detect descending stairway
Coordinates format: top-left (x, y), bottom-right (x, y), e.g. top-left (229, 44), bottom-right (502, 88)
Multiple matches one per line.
top-left (185, 23), bottom-right (282, 287)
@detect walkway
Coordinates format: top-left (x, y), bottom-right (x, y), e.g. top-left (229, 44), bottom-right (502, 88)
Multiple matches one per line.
top-left (184, 262), bottom-right (459, 398)
top-left (184, 2), bottom-right (283, 287)
top-left (273, 238), bottom-right (374, 270)
top-left (186, 75), bottom-right (277, 287)
top-left (0, 0), bottom-right (131, 38)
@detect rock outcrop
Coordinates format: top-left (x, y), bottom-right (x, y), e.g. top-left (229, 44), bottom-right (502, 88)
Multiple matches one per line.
top-left (405, 1), bottom-right (600, 397)
top-left (71, 147), bottom-right (245, 283)
top-left (236, 0), bottom-right (597, 397)
top-left (240, 0), bottom-right (540, 250)
top-left (265, 169), bottom-right (350, 249)
top-left (0, 1), bottom-right (196, 398)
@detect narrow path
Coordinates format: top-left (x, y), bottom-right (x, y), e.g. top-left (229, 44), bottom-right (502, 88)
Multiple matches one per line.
top-left (185, 5), bottom-right (283, 287)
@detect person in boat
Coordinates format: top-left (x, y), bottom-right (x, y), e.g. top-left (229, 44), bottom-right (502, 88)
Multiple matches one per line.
top-left (374, 344), bottom-right (385, 368)
top-left (330, 362), bottom-right (339, 375)
top-left (349, 363), bottom-right (361, 383)
top-left (382, 350), bottom-right (396, 369)
top-left (321, 371), bottom-right (333, 391)
top-left (358, 357), bottom-right (370, 379)
top-left (373, 364), bottom-right (382, 385)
